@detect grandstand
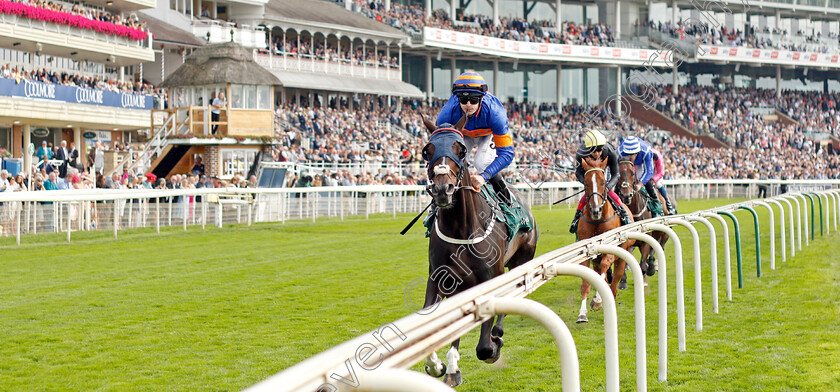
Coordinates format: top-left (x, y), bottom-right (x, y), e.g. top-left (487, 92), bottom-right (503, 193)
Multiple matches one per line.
top-left (3, 0), bottom-right (840, 184)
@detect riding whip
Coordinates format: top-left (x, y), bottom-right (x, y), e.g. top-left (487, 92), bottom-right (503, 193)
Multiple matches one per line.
top-left (400, 201), bottom-right (434, 235)
top-left (552, 189), bottom-right (584, 205)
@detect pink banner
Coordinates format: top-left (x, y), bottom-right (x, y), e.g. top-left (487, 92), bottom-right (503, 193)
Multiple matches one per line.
top-left (0, 0), bottom-right (148, 41)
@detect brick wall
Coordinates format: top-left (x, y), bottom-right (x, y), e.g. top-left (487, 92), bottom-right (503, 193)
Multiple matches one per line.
top-left (205, 145), bottom-right (219, 177)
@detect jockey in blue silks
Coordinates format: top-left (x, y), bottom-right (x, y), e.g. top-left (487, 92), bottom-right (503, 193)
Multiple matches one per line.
top-left (436, 70), bottom-right (514, 207)
top-left (617, 136), bottom-right (676, 215)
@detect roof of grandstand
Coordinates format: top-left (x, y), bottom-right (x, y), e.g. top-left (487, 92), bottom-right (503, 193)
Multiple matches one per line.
top-left (265, 0), bottom-right (406, 41)
top-left (140, 14), bottom-right (206, 47)
top-left (161, 42), bottom-right (280, 87)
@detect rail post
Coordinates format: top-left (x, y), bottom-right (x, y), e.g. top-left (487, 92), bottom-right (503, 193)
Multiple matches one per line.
top-left (809, 192), bottom-right (823, 236)
top-left (491, 297), bottom-right (580, 392)
top-left (718, 211), bottom-right (743, 289)
top-left (802, 193), bottom-right (815, 240)
top-left (593, 244), bottom-right (646, 392)
top-left (774, 197), bottom-right (795, 258)
top-left (702, 213), bottom-right (732, 301)
top-left (547, 263), bottom-right (620, 392)
top-left (626, 231), bottom-right (669, 381)
top-left (766, 199), bottom-right (786, 263)
top-left (687, 215), bottom-right (719, 313)
top-left (784, 195), bottom-right (803, 250)
top-left (754, 201), bottom-right (775, 270)
top-left (646, 223), bottom-right (687, 352)
top-left (737, 206), bottom-right (761, 278)
top-left (668, 218), bottom-right (704, 331)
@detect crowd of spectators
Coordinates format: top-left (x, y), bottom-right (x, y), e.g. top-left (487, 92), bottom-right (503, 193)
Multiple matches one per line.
top-left (0, 0), bottom-right (148, 40)
top-left (636, 83), bottom-right (840, 152)
top-left (652, 20), bottom-right (839, 54)
top-left (260, 36), bottom-right (399, 69)
top-left (269, 90), bottom-right (840, 184)
top-left (353, 0), bottom-right (616, 47)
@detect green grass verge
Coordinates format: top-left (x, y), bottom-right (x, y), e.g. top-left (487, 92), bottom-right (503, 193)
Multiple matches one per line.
top-left (0, 198), bottom-right (838, 391)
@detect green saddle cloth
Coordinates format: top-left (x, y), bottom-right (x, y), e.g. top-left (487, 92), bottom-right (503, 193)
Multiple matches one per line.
top-left (423, 184), bottom-right (535, 242)
top-left (640, 187), bottom-right (665, 217)
top-left (479, 183), bottom-right (535, 242)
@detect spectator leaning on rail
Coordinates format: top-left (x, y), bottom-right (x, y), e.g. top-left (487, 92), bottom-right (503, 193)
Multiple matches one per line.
top-left (618, 136), bottom-right (676, 215)
top-left (569, 129), bottom-right (630, 233)
top-left (435, 70), bottom-right (515, 206)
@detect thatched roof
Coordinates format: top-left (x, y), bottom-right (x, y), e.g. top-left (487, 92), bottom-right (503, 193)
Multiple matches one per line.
top-left (160, 42), bottom-right (280, 88)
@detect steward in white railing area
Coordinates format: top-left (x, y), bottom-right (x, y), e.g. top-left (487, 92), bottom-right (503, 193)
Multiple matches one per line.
top-left (239, 189), bottom-right (839, 392)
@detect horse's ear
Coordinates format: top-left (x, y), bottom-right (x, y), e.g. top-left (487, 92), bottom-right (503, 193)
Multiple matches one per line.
top-left (452, 141), bottom-right (467, 160)
top-left (598, 157), bottom-right (609, 169)
top-left (580, 157), bottom-right (592, 170)
top-left (454, 114), bottom-right (467, 132)
top-left (422, 117), bottom-right (436, 133)
top-left (422, 143), bottom-right (435, 162)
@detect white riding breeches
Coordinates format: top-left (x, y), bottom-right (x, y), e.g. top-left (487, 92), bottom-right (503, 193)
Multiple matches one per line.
top-left (464, 135), bottom-right (496, 174)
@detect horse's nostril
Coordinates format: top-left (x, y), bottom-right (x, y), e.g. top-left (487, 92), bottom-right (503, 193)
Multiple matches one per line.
top-left (446, 184), bottom-right (455, 194)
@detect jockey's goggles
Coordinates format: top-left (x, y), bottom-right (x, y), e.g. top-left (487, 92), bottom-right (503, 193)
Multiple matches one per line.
top-left (458, 94), bottom-right (482, 105)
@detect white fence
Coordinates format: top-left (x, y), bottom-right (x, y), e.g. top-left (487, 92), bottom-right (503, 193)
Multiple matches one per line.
top-left (0, 180), bottom-right (836, 245)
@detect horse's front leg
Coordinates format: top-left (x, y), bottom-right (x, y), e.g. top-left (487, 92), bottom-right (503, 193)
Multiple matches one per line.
top-left (423, 275), bottom-right (447, 378)
top-left (578, 259), bottom-right (592, 323)
top-left (442, 339), bottom-right (462, 387)
top-left (476, 318), bottom-right (503, 364)
top-left (609, 255), bottom-right (626, 298)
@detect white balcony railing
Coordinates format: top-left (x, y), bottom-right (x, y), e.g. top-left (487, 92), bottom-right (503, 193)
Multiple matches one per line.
top-left (192, 19), bottom-right (264, 49)
top-left (0, 13), bottom-right (152, 50)
top-left (253, 52), bottom-right (401, 80)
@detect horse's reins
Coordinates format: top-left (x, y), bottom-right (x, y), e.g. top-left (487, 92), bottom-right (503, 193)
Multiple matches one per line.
top-left (582, 167), bottom-right (618, 225)
top-left (618, 159), bottom-right (649, 219)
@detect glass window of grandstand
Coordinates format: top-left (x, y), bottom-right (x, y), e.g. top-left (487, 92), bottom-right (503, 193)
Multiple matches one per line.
top-left (221, 149), bottom-right (257, 178)
top-left (172, 86), bottom-right (225, 107)
top-left (230, 85), bottom-right (271, 110)
top-left (0, 127), bottom-right (11, 154)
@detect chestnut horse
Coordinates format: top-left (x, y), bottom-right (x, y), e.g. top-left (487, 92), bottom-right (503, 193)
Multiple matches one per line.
top-left (617, 159), bottom-right (674, 276)
top-left (420, 116), bottom-right (538, 387)
top-left (575, 156), bottom-right (635, 323)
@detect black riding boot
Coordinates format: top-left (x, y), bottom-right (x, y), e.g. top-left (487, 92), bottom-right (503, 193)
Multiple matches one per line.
top-left (488, 174), bottom-right (512, 207)
top-left (569, 209), bottom-right (583, 233)
top-left (665, 199), bottom-right (677, 215)
top-left (645, 181), bottom-right (664, 217)
top-left (609, 197), bottom-right (631, 226)
top-left (423, 204), bottom-right (438, 236)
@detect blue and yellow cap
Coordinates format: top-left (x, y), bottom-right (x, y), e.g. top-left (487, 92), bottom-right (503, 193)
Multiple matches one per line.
top-left (452, 70), bottom-right (488, 94)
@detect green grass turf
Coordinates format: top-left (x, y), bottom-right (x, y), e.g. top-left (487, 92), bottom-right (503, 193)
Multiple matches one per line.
top-left (0, 198), bottom-right (838, 391)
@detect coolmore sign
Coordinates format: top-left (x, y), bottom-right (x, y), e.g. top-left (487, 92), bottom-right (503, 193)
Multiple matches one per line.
top-left (1, 77), bottom-right (152, 110)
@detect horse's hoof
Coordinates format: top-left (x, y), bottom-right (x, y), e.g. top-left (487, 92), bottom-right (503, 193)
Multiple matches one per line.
top-left (443, 371), bottom-right (462, 387)
top-left (646, 262), bottom-right (657, 276)
top-left (590, 299), bottom-right (603, 311)
top-left (618, 280), bottom-right (628, 290)
top-left (483, 336), bottom-right (504, 364)
top-left (425, 363), bottom-right (446, 378)
top-left (576, 314), bottom-right (589, 323)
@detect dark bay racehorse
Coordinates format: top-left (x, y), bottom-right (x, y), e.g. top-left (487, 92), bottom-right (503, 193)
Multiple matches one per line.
top-left (420, 116), bottom-right (538, 387)
top-left (618, 159), bottom-right (674, 276)
top-left (575, 156), bottom-right (635, 323)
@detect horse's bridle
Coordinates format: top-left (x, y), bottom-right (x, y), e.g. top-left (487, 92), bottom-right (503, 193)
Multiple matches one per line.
top-left (426, 157), bottom-right (470, 206)
top-left (583, 167), bottom-right (607, 212)
top-left (618, 160), bottom-right (640, 202)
